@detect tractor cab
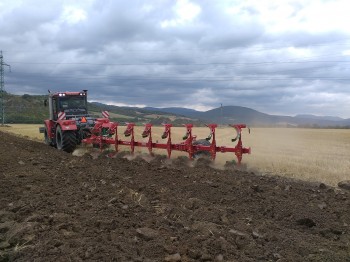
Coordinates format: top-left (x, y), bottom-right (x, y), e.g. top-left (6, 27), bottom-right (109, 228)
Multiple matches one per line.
top-left (58, 96), bottom-right (87, 116)
top-left (48, 91), bottom-right (88, 121)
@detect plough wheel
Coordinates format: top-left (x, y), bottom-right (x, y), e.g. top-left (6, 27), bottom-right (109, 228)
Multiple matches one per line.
top-left (56, 126), bottom-right (77, 153)
top-left (193, 139), bottom-right (211, 158)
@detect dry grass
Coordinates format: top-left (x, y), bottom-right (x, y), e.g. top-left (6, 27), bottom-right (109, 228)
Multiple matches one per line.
top-left (241, 128), bottom-right (350, 186)
top-left (1, 124), bottom-right (349, 186)
top-left (0, 124), bottom-right (43, 141)
top-left (90, 111), bottom-right (132, 119)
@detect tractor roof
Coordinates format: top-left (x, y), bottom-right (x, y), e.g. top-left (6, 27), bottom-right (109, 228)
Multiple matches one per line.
top-left (49, 91), bottom-right (87, 97)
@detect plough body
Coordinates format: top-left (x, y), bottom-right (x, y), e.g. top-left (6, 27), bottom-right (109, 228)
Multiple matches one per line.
top-left (82, 119), bottom-right (251, 164)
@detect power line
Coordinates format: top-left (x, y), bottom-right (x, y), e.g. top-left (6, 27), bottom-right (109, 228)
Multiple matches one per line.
top-left (6, 59), bottom-right (350, 66)
top-left (4, 60), bottom-right (348, 80)
top-left (5, 68), bottom-right (350, 81)
top-left (3, 37), bottom-right (350, 54)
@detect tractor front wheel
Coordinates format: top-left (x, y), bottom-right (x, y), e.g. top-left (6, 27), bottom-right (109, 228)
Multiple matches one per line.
top-left (56, 126), bottom-right (77, 153)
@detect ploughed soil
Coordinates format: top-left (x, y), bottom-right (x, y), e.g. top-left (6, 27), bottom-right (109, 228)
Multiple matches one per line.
top-left (0, 130), bottom-right (350, 262)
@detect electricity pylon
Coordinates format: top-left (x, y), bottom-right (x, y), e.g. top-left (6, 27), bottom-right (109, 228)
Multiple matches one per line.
top-left (0, 50), bottom-right (11, 125)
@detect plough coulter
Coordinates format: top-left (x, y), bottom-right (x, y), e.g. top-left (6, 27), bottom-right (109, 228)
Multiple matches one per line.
top-left (40, 90), bottom-right (251, 164)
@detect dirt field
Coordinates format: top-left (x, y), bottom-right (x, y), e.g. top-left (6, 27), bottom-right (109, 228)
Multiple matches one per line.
top-left (1, 130), bottom-right (350, 261)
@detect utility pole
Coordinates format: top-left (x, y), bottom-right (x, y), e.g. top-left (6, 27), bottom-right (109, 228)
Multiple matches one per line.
top-left (0, 50), bottom-right (11, 126)
top-left (220, 103), bottom-right (223, 127)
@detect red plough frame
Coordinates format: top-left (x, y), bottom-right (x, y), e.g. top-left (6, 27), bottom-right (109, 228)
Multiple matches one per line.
top-left (82, 119), bottom-right (251, 164)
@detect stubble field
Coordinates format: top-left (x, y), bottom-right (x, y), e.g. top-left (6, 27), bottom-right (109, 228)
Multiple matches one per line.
top-left (1, 124), bottom-right (349, 186)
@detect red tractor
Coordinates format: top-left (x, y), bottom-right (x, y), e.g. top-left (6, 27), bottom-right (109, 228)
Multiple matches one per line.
top-left (39, 90), bottom-right (94, 152)
top-left (40, 90), bottom-right (251, 164)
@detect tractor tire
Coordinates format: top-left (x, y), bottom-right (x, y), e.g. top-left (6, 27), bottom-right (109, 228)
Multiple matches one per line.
top-left (56, 126), bottom-right (77, 153)
top-left (44, 128), bottom-right (56, 147)
top-left (193, 139), bottom-right (211, 158)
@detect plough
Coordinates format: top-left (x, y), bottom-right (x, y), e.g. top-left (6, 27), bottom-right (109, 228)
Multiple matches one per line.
top-left (82, 119), bottom-right (251, 164)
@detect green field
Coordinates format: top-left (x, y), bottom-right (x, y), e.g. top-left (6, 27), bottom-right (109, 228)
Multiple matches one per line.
top-left (1, 124), bottom-right (349, 186)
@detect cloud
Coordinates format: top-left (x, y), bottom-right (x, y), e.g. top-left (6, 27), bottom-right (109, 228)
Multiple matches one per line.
top-left (161, 0), bottom-right (201, 28)
top-left (183, 88), bottom-right (218, 111)
top-left (1, 0), bottom-right (350, 118)
top-left (60, 6), bottom-right (87, 24)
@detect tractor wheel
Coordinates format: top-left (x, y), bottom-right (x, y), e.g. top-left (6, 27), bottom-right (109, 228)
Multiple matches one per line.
top-left (193, 139), bottom-right (211, 158)
top-left (56, 126), bottom-right (77, 153)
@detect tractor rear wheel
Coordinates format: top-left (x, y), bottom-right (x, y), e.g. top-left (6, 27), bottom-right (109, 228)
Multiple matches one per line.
top-left (56, 126), bottom-right (77, 153)
top-left (193, 139), bottom-right (211, 158)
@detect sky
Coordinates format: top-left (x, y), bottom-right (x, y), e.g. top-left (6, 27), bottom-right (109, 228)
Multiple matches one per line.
top-left (1, 0), bottom-right (350, 118)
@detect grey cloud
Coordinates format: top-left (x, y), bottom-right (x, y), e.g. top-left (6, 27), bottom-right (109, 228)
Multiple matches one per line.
top-left (1, 1), bottom-right (62, 35)
top-left (1, 0), bottom-right (350, 118)
top-left (54, 1), bottom-right (171, 52)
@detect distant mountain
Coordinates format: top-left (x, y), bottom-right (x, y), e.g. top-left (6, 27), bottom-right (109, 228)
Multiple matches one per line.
top-left (144, 107), bottom-right (201, 118)
top-left (290, 116), bottom-right (350, 127)
top-left (88, 102), bottom-right (203, 125)
top-left (142, 106), bottom-right (289, 126)
top-left (142, 106), bottom-right (350, 127)
top-left (295, 114), bottom-right (345, 122)
top-left (200, 106), bottom-right (279, 125)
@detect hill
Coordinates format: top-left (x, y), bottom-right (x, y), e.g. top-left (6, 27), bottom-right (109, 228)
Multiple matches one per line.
top-left (0, 92), bottom-right (203, 126)
top-left (1, 92), bottom-right (48, 124)
top-left (1, 92), bottom-right (349, 127)
top-left (201, 106), bottom-right (350, 127)
top-left (144, 106), bottom-right (350, 128)
top-left (144, 107), bottom-right (201, 118)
